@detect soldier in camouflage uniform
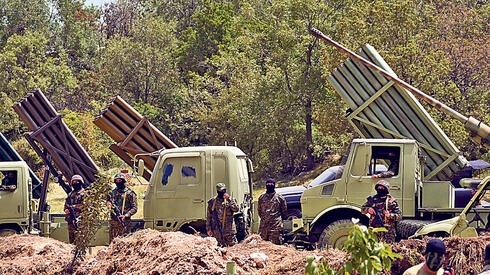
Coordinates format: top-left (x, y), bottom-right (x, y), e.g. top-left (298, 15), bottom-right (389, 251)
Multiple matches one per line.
top-left (372, 152), bottom-right (399, 178)
top-left (258, 178), bottom-right (287, 245)
top-left (361, 180), bottom-right (402, 243)
top-left (64, 175), bottom-right (86, 244)
top-left (107, 173), bottom-right (137, 242)
top-left (0, 171), bottom-right (17, 191)
top-left (206, 183), bottom-right (239, 247)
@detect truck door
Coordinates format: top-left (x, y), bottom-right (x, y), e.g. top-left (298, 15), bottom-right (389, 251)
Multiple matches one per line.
top-left (154, 152), bottom-right (205, 229)
top-left (346, 144), bottom-right (403, 212)
top-left (0, 168), bottom-right (24, 220)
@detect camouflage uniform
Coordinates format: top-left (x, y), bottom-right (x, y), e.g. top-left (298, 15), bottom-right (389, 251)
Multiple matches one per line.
top-left (206, 196), bottom-right (239, 246)
top-left (375, 157), bottom-right (399, 178)
top-left (258, 192), bottom-right (287, 244)
top-left (1, 174), bottom-right (17, 191)
top-left (108, 187), bottom-right (137, 242)
top-left (361, 193), bottom-right (402, 243)
top-left (64, 188), bottom-right (86, 244)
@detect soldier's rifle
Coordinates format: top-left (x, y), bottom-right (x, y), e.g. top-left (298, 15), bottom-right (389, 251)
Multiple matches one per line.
top-left (212, 198), bottom-right (228, 242)
top-left (112, 204), bottom-right (130, 231)
top-left (68, 197), bottom-right (79, 230)
top-left (367, 196), bottom-right (385, 226)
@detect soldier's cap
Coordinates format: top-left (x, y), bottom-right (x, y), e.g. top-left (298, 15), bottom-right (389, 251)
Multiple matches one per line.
top-left (265, 178), bottom-right (276, 184)
top-left (375, 180), bottom-right (390, 192)
top-left (71, 175), bottom-right (84, 185)
top-left (114, 173), bottom-right (126, 182)
top-left (425, 239), bottom-right (446, 255)
top-left (216, 183), bottom-right (226, 191)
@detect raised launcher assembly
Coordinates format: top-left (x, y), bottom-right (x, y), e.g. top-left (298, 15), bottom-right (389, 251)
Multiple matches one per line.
top-left (310, 28), bottom-right (489, 182)
top-left (94, 96), bottom-right (177, 181)
top-left (13, 89), bottom-right (100, 192)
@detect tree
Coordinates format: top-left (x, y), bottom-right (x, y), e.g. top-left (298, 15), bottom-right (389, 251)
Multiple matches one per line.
top-left (0, 31), bottom-right (76, 134)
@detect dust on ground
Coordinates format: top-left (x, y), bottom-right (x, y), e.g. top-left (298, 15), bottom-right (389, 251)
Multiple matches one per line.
top-left (0, 230), bottom-right (488, 275)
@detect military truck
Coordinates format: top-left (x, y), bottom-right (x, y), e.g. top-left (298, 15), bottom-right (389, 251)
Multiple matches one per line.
top-left (1, 90), bottom-right (254, 244)
top-left (275, 29), bottom-right (489, 249)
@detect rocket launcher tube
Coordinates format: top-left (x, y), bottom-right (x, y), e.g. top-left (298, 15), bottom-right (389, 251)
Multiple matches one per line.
top-left (310, 28), bottom-right (489, 150)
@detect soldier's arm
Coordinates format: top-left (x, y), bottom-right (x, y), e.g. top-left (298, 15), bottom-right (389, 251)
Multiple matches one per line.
top-left (280, 196), bottom-right (288, 220)
top-left (257, 195), bottom-right (264, 219)
top-left (361, 197), bottom-right (373, 214)
top-left (64, 196), bottom-right (70, 211)
top-left (125, 191), bottom-right (138, 217)
top-left (206, 200), bottom-right (213, 232)
top-left (389, 199), bottom-right (402, 222)
top-left (229, 198), bottom-right (239, 212)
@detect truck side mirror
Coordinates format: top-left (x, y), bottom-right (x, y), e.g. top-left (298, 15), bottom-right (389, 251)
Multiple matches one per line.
top-left (137, 159), bottom-right (145, 177)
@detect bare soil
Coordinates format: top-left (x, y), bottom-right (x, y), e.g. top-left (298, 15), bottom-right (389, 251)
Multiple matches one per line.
top-left (0, 230), bottom-right (488, 275)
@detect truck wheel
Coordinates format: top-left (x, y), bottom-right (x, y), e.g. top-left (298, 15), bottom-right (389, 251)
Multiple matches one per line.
top-left (396, 220), bottom-right (432, 239)
top-left (317, 219), bottom-right (353, 250)
top-left (0, 228), bottom-right (18, 237)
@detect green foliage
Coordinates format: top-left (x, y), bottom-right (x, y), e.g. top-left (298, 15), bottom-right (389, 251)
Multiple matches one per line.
top-left (0, 0), bottom-right (50, 44)
top-left (0, 30), bottom-right (76, 133)
top-left (61, 109), bottom-right (123, 170)
top-left (66, 174), bottom-right (111, 270)
top-left (305, 224), bottom-right (402, 275)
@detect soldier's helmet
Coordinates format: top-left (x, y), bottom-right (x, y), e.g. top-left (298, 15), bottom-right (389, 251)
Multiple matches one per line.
top-left (70, 174), bottom-right (84, 186)
top-left (375, 180), bottom-right (390, 192)
top-left (216, 182), bottom-right (226, 191)
top-left (114, 173), bottom-right (126, 183)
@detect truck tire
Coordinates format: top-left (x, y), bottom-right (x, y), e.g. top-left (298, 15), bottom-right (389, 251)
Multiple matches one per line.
top-left (0, 228), bottom-right (18, 237)
top-left (396, 220), bottom-right (432, 239)
top-left (317, 219), bottom-right (353, 250)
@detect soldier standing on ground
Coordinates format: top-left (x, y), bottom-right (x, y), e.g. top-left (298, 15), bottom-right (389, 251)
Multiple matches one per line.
top-left (258, 178), bottom-right (287, 245)
top-left (361, 180), bottom-right (402, 243)
top-left (107, 173), bottom-right (137, 242)
top-left (64, 175), bottom-right (86, 244)
top-left (206, 183), bottom-right (239, 247)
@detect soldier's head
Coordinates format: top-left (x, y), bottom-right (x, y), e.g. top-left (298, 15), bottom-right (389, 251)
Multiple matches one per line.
top-left (375, 180), bottom-right (390, 197)
top-left (424, 239), bottom-right (446, 271)
top-left (265, 178), bottom-right (276, 194)
top-left (216, 183), bottom-right (226, 198)
top-left (114, 173), bottom-right (126, 189)
top-left (7, 171), bottom-right (16, 179)
top-left (71, 175), bottom-right (84, 191)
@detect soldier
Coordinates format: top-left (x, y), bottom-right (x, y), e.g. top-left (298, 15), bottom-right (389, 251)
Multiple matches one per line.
top-left (206, 183), bottom-right (239, 247)
top-left (403, 239), bottom-right (454, 275)
top-left (107, 173), bottom-right (137, 242)
top-left (258, 178), bottom-right (287, 245)
top-left (64, 175), bottom-right (86, 244)
top-left (372, 152), bottom-right (399, 178)
top-left (0, 171), bottom-right (17, 191)
top-left (361, 180), bottom-right (402, 243)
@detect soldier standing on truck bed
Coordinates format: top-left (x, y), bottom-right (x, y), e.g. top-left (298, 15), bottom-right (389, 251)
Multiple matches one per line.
top-left (107, 173), bottom-right (137, 242)
top-left (361, 180), bottom-right (402, 243)
top-left (258, 178), bottom-right (288, 245)
top-left (206, 183), bottom-right (239, 247)
top-left (64, 175), bottom-right (86, 244)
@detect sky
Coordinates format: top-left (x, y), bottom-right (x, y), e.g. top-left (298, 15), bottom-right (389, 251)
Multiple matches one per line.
top-left (84, 0), bottom-right (115, 7)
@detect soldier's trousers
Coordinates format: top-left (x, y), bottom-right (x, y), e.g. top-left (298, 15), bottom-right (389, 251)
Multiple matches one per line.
top-left (375, 226), bottom-right (396, 243)
top-left (68, 224), bottom-right (77, 244)
top-left (212, 229), bottom-right (236, 247)
top-left (109, 219), bottom-right (131, 242)
top-left (259, 227), bottom-right (282, 245)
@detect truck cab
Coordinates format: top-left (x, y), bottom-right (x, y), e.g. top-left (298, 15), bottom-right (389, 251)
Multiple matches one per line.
top-left (141, 146), bottom-right (253, 239)
top-left (0, 161), bottom-right (32, 235)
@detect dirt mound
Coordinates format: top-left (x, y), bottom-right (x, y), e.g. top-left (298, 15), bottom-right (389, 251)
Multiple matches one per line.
top-left (77, 229), bottom-right (348, 274)
top-left (391, 235), bottom-right (490, 275)
top-left (0, 233), bottom-right (73, 275)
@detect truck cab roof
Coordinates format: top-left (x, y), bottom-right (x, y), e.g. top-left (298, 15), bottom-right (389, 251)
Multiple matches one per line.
top-left (159, 146), bottom-right (247, 157)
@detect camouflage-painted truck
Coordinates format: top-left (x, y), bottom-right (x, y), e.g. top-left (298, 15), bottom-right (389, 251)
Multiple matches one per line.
top-left (275, 29), bottom-right (489, 249)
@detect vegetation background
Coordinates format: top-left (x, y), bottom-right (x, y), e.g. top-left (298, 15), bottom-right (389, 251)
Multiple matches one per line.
top-left (0, 0), bottom-right (488, 185)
